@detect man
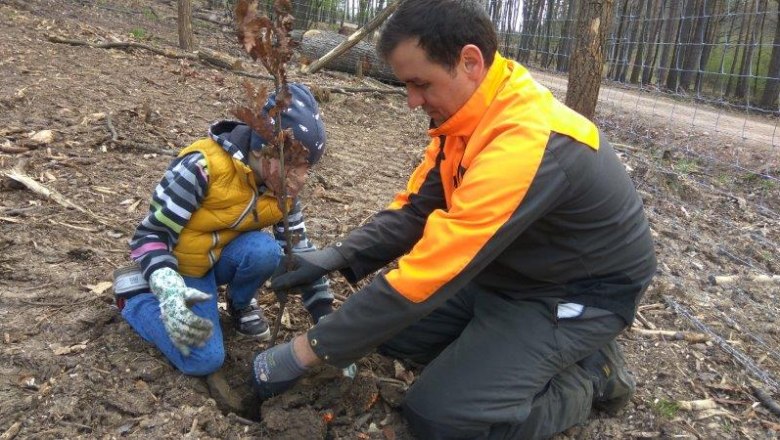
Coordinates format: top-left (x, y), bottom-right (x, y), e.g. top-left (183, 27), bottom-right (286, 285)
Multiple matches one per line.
top-left (254, 1), bottom-right (656, 438)
top-left (115, 83), bottom-right (334, 376)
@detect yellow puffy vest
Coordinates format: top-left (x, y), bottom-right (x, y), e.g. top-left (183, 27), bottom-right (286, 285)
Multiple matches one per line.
top-left (173, 138), bottom-right (285, 277)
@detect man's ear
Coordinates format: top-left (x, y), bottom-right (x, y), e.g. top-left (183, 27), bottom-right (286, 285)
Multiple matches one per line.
top-left (460, 44), bottom-right (485, 80)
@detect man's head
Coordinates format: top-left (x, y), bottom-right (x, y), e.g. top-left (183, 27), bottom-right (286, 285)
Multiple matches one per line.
top-left (248, 83), bottom-right (326, 199)
top-left (377, 0), bottom-right (497, 125)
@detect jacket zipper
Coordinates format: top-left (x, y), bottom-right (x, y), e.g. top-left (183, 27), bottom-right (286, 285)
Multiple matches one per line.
top-left (229, 188), bottom-right (259, 229)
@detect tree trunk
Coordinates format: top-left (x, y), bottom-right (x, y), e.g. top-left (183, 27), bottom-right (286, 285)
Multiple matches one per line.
top-left (608, 0), bottom-right (630, 80)
top-left (539, 0), bottom-right (557, 68)
top-left (752, 0), bottom-right (769, 96)
top-left (629, 0), bottom-right (651, 84)
top-left (735, 0), bottom-right (757, 100)
top-left (178, 0), bottom-right (195, 51)
top-left (555, 0), bottom-right (576, 72)
top-left (656, 1), bottom-right (680, 87)
top-left (618, 0), bottom-right (643, 82)
top-left (695, 0), bottom-right (720, 94)
top-left (643, 0), bottom-right (665, 84)
top-left (760, 0), bottom-right (780, 109)
top-left (517, 0), bottom-right (544, 63)
top-left (566, 0), bottom-right (614, 120)
top-left (666, 0), bottom-right (698, 92)
top-left (679, 0), bottom-right (707, 91)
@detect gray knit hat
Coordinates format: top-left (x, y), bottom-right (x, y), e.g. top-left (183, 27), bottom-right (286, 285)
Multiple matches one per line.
top-left (249, 83), bottom-right (326, 165)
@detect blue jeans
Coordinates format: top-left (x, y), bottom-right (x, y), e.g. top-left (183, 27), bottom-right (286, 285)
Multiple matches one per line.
top-left (122, 231), bottom-right (282, 376)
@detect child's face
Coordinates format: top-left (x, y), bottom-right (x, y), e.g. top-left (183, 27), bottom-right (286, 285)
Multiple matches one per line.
top-left (249, 151), bottom-right (309, 200)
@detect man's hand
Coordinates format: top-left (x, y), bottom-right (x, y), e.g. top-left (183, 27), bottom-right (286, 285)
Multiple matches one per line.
top-left (252, 339), bottom-right (308, 400)
top-left (149, 267), bottom-right (214, 356)
top-left (271, 247), bottom-right (346, 293)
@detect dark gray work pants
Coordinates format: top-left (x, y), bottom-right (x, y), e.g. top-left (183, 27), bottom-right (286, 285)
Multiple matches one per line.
top-left (379, 284), bottom-right (627, 440)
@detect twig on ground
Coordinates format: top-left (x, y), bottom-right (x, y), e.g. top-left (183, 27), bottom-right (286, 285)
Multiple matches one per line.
top-left (228, 413), bottom-right (260, 426)
top-left (635, 310), bottom-right (656, 329)
top-left (708, 274), bottom-right (780, 286)
top-left (638, 302), bottom-right (665, 311)
top-left (105, 113), bottom-right (118, 142)
top-left (116, 141), bottom-right (178, 156)
top-left (0, 421), bottom-right (21, 440)
top-left (0, 143), bottom-right (29, 154)
top-left (631, 327), bottom-right (709, 343)
top-left (677, 399), bottom-right (718, 411)
top-left (47, 34), bottom-right (197, 60)
top-left (4, 167), bottom-right (116, 229)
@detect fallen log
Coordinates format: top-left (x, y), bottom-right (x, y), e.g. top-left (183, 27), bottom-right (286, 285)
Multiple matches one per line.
top-left (303, 1), bottom-right (399, 75)
top-left (298, 30), bottom-right (396, 82)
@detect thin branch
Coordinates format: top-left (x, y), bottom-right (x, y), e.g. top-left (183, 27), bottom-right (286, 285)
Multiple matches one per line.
top-left (4, 168), bottom-right (115, 229)
top-left (105, 113), bottom-right (118, 142)
top-left (115, 141), bottom-right (178, 157)
top-left (631, 326), bottom-right (709, 343)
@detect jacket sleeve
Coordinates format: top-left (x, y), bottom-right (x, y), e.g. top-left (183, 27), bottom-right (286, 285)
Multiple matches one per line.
top-left (129, 153), bottom-right (208, 280)
top-left (308, 131), bottom-right (575, 366)
top-left (335, 138), bottom-right (447, 282)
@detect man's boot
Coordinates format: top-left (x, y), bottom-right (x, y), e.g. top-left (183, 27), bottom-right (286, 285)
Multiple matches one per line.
top-left (579, 340), bottom-right (636, 415)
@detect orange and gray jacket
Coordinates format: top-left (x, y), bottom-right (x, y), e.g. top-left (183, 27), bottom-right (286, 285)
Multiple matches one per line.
top-left (308, 54), bottom-right (656, 367)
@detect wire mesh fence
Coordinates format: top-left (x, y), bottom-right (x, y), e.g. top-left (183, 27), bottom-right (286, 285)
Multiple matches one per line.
top-left (70, 1), bottom-right (780, 185)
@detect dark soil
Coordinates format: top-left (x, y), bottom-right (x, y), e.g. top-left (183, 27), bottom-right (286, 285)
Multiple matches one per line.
top-left (1, 1), bottom-right (779, 439)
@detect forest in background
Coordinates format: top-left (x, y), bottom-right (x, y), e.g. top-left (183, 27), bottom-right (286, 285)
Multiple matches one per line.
top-left (209, 0), bottom-right (780, 112)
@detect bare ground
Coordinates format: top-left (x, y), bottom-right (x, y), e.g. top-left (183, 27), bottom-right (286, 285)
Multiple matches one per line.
top-left (1, 1), bottom-right (780, 439)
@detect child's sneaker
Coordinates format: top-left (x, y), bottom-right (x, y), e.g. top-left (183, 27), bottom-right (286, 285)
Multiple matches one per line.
top-left (113, 263), bottom-right (149, 311)
top-left (230, 298), bottom-right (271, 340)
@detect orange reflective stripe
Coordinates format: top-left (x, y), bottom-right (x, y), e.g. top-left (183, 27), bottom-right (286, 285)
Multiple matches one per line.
top-left (387, 138), bottom-right (441, 210)
top-left (386, 127), bottom-right (548, 302)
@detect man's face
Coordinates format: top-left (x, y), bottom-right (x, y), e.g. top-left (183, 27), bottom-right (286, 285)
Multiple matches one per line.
top-left (249, 153), bottom-right (309, 200)
top-left (388, 38), bottom-right (481, 126)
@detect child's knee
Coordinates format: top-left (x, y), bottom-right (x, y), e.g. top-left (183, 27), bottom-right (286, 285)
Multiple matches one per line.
top-left (241, 232), bottom-right (282, 268)
top-left (175, 344), bottom-right (226, 376)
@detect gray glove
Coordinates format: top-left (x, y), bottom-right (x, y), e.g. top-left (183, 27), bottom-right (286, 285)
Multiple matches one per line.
top-left (252, 340), bottom-right (308, 400)
top-left (149, 267), bottom-right (214, 356)
top-left (271, 247), bottom-right (347, 293)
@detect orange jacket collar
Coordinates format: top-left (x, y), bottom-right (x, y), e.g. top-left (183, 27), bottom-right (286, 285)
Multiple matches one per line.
top-left (429, 52), bottom-right (509, 138)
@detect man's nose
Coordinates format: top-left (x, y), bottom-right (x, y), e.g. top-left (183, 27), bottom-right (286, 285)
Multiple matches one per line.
top-left (407, 88), bottom-right (424, 110)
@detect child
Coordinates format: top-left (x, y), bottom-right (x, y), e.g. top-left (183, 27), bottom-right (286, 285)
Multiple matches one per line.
top-left (116, 83), bottom-right (334, 376)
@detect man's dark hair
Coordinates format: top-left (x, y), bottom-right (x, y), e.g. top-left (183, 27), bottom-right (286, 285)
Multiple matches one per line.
top-left (377, 0), bottom-right (497, 71)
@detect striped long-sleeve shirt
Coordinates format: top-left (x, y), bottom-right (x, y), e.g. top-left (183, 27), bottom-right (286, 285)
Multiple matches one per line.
top-left (129, 149), bottom-right (331, 311)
